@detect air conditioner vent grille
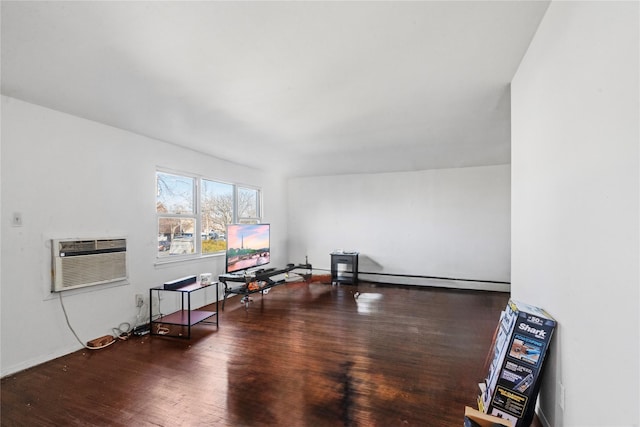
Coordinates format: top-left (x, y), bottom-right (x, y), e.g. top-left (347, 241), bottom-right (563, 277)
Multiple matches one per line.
top-left (52, 238), bottom-right (127, 292)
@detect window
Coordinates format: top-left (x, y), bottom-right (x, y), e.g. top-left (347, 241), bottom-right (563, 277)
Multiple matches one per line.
top-left (201, 179), bottom-right (232, 254)
top-left (237, 186), bottom-right (261, 224)
top-left (156, 170), bottom-right (262, 259)
top-left (157, 172), bottom-right (196, 257)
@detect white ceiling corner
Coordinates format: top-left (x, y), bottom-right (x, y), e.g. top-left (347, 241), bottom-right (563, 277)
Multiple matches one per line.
top-left (1, 1), bottom-right (550, 177)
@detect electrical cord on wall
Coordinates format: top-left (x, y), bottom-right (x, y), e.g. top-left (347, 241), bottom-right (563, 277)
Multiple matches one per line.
top-left (133, 301), bottom-right (148, 330)
top-left (112, 322), bottom-right (132, 340)
top-left (58, 292), bottom-right (116, 350)
top-left (153, 296), bottom-right (169, 334)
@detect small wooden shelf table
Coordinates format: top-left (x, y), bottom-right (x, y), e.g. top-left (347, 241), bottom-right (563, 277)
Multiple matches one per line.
top-left (149, 281), bottom-right (219, 339)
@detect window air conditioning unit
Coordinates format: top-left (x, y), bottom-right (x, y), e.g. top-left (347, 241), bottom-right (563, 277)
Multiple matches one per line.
top-left (52, 238), bottom-right (127, 292)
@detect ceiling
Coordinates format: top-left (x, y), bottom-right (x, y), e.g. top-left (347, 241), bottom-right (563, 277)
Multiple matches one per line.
top-left (1, 1), bottom-right (549, 178)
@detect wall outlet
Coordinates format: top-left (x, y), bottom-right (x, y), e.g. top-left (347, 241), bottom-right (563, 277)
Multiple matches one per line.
top-left (135, 294), bottom-right (144, 307)
top-left (11, 212), bottom-right (23, 227)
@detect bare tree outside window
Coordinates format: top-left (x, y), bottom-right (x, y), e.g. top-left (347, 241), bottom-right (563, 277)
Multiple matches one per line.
top-left (156, 172), bottom-right (196, 257)
top-left (201, 180), bottom-right (233, 254)
top-left (237, 187), bottom-right (259, 223)
top-left (156, 173), bottom-right (194, 215)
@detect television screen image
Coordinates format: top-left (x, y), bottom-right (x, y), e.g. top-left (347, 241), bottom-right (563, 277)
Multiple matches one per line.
top-left (226, 223), bottom-right (270, 274)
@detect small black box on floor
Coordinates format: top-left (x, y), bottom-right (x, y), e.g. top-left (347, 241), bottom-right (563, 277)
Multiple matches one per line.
top-left (133, 324), bottom-right (150, 336)
top-left (164, 275), bottom-right (197, 290)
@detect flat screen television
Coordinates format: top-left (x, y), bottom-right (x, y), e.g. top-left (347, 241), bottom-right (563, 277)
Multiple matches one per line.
top-left (225, 223), bottom-right (270, 274)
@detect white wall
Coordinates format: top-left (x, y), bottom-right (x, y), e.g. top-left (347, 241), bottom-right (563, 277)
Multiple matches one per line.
top-left (287, 165), bottom-right (511, 291)
top-left (0, 96), bottom-right (289, 376)
top-left (511, 2), bottom-right (639, 426)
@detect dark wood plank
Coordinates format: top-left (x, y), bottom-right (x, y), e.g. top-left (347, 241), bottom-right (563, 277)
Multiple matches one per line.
top-left (2, 281), bottom-right (520, 426)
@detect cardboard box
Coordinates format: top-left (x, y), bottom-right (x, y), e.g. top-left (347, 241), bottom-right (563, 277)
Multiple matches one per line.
top-left (465, 406), bottom-right (512, 427)
top-left (479, 300), bottom-right (556, 427)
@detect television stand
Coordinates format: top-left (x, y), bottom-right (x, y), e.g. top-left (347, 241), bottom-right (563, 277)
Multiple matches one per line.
top-left (218, 263), bottom-right (312, 310)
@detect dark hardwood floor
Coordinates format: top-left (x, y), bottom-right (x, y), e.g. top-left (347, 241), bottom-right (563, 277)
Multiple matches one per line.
top-left (2, 280), bottom-right (515, 426)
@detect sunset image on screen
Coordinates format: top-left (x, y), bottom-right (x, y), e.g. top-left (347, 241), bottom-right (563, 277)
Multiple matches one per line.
top-left (226, 224), bottom-right (270, 273)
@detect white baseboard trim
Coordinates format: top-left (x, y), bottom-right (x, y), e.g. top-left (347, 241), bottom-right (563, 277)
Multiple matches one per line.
top-left (359, 273), bottom-right (511, 292)
top-left (1, 343), bottom-right (82, 378)
top-left (537, 406), bottom-right (552, 427)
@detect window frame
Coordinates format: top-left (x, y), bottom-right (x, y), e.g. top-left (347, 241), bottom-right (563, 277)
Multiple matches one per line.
top-left (200, 178), bottom-right (234, 256)
top-left (235, 185), bottom-right (262, 224)
top-left (156, 168), bottom-right (263, 262)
